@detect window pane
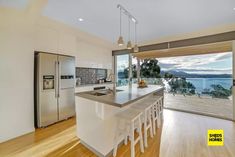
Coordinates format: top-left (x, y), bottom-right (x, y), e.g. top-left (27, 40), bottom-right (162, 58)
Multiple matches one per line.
top-left (116, 54), bottom-right (129, 86)
top-left (159, 52), bottom-right (233, 119)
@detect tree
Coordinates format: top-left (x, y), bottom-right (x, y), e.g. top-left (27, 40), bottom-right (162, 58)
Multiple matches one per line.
top-left (123, 64), bottom-right (137, 78)
top-left (140, 59), bottom-right (161, 78)
top-left (164, 72), bottom-right (173, 81)
top-left (168, 78), bottom-right (196, 95)
top-left (210, 84), bottom-right (231, 99)
top-left (187, 82), bottom-right (196, 94)
top-left (123, 58), bottom-right (161, 78)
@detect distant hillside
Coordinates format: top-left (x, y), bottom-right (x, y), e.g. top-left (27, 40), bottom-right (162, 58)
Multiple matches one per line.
top-left (161, 70), bottom-right (232, 78)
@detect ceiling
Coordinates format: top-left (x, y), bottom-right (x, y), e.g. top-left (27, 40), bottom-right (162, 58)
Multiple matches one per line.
top-left (1, 0), bottom-right (235, 44)
top-left (42, 0), bottom-right (235, 44)
top-left (0, 0), bottom-right (29, 9)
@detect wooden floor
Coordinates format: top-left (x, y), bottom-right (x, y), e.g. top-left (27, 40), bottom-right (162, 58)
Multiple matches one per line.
top-left (0, 110), bottom-right (234, 157)
top-left (164, 93), bottom-right (233, 119)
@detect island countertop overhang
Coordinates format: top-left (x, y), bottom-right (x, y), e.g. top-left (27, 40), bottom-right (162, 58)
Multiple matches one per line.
top-left (75, 85), bottom-right (164, 107)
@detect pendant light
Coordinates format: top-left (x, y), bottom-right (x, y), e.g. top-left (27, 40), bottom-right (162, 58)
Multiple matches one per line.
top-left (117, 4), bottom-right (138, 50)
top-left (133, 22), bottom-right (139, 52)
top-left (127, 16), bottom-right (132, 49)
top-left (117, 7), bottom-right (124, 46)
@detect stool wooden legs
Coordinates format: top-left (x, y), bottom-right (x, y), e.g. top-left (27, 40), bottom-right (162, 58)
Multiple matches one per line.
top-left (152, 97), bottom-right (164, 135)
top-left (130, 116), bottom-right (144, 157)
top-left (130, 122), bottom-right (135, 157)
top-left (137, 116), bottom-right (144, 154)
top-left (152, 102), bottom-right (160, 135)
top-left (113, 113), bottom-right (144, 157)
top-left (143, 108), bottom-right (153, 148)
top-left (113, 119), bottom-right (123, 157)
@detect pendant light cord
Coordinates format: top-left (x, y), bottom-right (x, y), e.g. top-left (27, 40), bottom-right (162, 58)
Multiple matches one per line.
top-left (135, 23), bottom-right (137, 44)
top-left (128, 16), bottom-right (130, 41)
top-left (120, 8), bottom-right (122, 36)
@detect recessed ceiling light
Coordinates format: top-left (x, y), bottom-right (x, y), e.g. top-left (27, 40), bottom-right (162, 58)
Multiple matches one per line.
top-left (233, 7), bottom-right (235, 10)
top-left (131, 18), bottom-right (136, 23)
top-left (78, 18), bottom-right (84, 22)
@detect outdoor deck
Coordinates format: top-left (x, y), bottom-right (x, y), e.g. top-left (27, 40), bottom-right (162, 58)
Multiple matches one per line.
top-left (164, 93), bottom-right (233, 119)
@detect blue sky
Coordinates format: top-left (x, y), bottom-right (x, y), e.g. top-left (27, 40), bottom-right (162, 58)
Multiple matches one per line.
top-left (117, 52), bottom-right (232, 74)
top-left (158, 52), bottom-right (232, 74)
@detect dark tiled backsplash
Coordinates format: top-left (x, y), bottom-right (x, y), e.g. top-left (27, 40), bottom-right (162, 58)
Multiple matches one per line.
top-left (76, 67), bottom-right (107, 85)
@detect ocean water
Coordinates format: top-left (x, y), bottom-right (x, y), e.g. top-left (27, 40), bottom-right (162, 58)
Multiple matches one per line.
top-left (186, 78), bottom-right (232, 93)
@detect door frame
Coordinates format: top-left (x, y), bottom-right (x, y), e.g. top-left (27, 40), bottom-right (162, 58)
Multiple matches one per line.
top-left (233, 41), bottom-right (235, 121)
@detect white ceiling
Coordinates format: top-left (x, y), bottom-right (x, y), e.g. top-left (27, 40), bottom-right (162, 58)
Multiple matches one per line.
top-left (0, 0), bottom-right (29, 9)
top-left (42, 0), bottom-right (235, 44)
top-left (1, 0), bottom-right (235, 44)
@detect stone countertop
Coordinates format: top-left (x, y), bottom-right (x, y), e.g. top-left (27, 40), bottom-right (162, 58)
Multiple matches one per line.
top-left (75, 84), bottom-right (164, 107)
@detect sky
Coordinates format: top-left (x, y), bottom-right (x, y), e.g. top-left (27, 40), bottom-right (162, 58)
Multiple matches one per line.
top-left (117, 52), bottom-right (232, 75)
top-left (157, 52), bottom-right (232, 74)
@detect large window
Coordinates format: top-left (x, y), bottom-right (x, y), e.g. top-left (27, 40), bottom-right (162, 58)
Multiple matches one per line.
top-left (159, 52), bottom-right (233, 119)
top-left (116, 54), bottom-right (129, 86)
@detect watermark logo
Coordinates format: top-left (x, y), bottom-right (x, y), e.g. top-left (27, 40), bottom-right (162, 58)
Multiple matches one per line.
top-left (207, 130), bottom-right (224, 146)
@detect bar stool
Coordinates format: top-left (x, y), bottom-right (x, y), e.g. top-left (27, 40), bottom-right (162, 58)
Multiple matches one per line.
top-left (158, 96), bottom-right (164, 119)
top-left (113, 108), bottom-right (144, 157)
top-left (131, 99), bottom-right (155, 148)
top-left (151, 96), bottom-right (164, 135)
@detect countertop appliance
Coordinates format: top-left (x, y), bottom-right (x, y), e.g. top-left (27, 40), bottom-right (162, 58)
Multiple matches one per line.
top-left (35, 52), bottom-right (75, 127)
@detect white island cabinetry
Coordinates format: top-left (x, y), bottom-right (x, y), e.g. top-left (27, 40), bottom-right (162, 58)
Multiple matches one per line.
top-left (75, 85), bottom-right (164, 157)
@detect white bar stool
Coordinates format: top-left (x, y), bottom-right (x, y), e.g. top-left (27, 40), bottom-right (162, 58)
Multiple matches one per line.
top-left (113, 108), bottom-right (144, 157)
top-left (151, 96), bottom-right (164, 135)
top-left (131, 100), bottom-right (155, 148)
top-left (158, 96), bottom-right (164, 119)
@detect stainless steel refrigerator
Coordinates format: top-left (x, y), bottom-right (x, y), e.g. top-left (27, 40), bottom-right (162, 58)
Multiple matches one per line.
top-left (35, 52), bottom-right (75, 127)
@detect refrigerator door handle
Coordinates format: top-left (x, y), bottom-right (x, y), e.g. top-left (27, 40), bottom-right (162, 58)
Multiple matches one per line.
top-left (58, 61), bottom-right (60, 98)
top-left (55, 61), bottom-right (57, 98)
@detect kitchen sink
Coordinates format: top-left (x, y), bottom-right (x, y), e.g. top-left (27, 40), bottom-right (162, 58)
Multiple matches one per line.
top-left (87, 89), bottom-right (123, 96)
top-left (90, 92), bottom-right (107, 96)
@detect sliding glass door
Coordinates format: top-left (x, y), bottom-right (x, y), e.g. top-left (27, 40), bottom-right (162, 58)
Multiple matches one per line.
top-left (114, 51), bottom-right (234, 120)
top-left (159, 52), bottom-right (233, 120)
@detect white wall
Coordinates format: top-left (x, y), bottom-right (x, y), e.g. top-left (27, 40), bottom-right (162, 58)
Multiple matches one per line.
top-left (0, 4), bottom-right (113, 143)
top-left (0, 9), bottom-right (35, 143)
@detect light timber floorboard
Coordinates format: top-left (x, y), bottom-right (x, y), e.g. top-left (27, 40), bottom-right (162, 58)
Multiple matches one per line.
top-left (0, 110), bottom-right (234, 157)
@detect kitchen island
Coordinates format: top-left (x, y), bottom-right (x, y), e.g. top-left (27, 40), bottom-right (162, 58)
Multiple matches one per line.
top-left (75, 84), bottom-right (164, 157)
